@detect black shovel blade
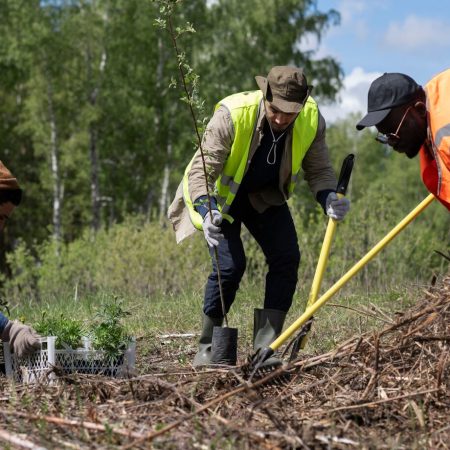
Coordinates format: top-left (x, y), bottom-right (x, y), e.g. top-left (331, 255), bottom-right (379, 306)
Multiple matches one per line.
top-left (336, 153), bottom-right (355, 196)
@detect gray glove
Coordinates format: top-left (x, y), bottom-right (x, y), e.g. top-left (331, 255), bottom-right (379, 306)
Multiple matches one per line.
top-left (1, 320), bottom-right (41, 358)
top-left (202, 210), bottom-right (223, 248)
top-left (326, 192), bottom-right (350, 221)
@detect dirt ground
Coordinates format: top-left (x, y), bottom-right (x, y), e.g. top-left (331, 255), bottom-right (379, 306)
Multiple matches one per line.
top-left (0, 275), bottom-right (449, 449)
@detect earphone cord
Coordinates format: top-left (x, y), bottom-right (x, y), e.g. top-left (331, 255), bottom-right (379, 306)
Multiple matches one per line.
top-left (266, 124), bottom-right (288, 165)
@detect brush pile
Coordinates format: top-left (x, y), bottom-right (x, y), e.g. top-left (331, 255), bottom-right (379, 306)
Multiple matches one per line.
top-left (0, 275), bottom-right (449, 449)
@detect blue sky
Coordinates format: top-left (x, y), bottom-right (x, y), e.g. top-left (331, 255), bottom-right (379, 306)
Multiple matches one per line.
top-left (308, 0), bottom-right (450, 122)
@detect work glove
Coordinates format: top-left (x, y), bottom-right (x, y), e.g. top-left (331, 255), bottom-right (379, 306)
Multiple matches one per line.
top-left (1, 320), bottom-right (41, 358)
top-left (202, 210), bottom-right (223, 248)
top-left (326, 192), bottom-right (350, 221)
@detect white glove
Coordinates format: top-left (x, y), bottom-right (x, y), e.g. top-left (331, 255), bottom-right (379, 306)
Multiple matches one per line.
top-left (326, 192), bottom-right (350, 221)
top-left (202, 210), bottom-right (223, 248)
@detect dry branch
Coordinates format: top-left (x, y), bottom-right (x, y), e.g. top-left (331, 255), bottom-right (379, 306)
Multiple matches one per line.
top-left (4, 411), bottom-right (144, 439)
top-left (0, 427), bottom-right (48, 450)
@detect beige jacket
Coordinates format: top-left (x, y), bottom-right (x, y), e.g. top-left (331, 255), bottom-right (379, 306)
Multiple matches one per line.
top-left (168, 97), bottom-right (337, 243)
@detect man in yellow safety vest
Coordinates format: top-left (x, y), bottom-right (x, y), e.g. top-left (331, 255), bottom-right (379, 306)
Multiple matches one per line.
top-left (169, 66), bottom-right (350, 366)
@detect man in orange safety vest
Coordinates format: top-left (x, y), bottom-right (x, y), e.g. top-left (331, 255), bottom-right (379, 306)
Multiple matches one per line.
top-left (356, 70), bottom-right (450, 212)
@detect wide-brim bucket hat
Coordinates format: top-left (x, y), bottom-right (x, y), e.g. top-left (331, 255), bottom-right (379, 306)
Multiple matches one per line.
top-left (255, 66), bottom-right (312, 113)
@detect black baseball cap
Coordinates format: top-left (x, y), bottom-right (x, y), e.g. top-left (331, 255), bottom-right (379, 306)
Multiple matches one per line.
top-left (356, 73), bottom-right (422, 130)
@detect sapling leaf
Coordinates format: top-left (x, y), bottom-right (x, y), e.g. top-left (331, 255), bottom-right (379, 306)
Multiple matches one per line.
top-left (89, 297), bottom-right (132, 359)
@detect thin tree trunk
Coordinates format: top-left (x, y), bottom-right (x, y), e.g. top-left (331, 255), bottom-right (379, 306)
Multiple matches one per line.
top-left (158, 104), bottom-right (174, 225)
top-left (83, 2), bottom-right (108, 232)
top-left (154, 36), bottom-right (164, 134)
top-left (46, 73), bottom-right (62, 248)
top-left (89, 122), bottom-right (100, 231)
top-left (144, 190), bottom-right (154, 223)
top-left (151, 36), bottom-right (167, 223)
top-left (86, 45), bottom-right (106, 231)
top-left (159, 138), bottom-right (172, 225)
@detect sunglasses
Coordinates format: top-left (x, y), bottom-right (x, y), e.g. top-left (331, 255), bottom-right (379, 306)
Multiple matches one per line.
top-left (375, 105), bottom-right (412, 146)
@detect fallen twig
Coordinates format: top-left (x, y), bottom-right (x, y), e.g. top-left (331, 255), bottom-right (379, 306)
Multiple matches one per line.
top-left (0, 426), bottom-right (48, 450)
top-left (4, 411), bottom-right (144, 440)
top-left (329, 387), bottom-right (441, 412)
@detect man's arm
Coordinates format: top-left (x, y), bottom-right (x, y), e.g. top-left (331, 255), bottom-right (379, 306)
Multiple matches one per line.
top-left (188, 105), bottom-right (234, 211)
top-left (301, 111), bottom-right (338, 210)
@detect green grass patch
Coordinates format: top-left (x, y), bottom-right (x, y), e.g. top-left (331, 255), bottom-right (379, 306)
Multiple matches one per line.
top-left (9, 280), bottom-right (423, 367)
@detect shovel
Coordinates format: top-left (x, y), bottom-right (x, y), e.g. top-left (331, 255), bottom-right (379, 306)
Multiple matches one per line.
top-left (284, 153), bottom-right (354, 360)
top-left (249, 193), bottom-right (436, 376)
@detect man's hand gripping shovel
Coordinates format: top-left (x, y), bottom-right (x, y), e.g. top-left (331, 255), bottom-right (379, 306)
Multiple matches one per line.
top-left (246, 154), bottom-right (355, 381)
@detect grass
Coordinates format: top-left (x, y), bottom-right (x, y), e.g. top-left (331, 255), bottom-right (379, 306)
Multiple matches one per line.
top-left (9, 278), bottom-right (424, 367)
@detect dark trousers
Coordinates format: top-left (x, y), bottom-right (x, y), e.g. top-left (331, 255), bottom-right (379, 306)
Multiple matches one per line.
top-left (203, 194), bottom-right (300, 318)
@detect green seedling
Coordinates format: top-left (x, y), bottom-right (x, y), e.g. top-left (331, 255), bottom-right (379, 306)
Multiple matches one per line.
top-left (33, 298), bottom-right (132, 358)
top-left (34, 311), bottom-right (84, 349)
top-left (89, 297), bottom-right (132, 359)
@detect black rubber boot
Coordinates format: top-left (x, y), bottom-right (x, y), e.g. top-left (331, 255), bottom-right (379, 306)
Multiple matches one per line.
top-left (253, 308), bottom-right (287, 368)
top-left (193, 313), bottom-right (223, 367)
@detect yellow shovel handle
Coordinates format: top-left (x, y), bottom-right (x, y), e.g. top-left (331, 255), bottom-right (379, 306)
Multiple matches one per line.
top-left (271, 193), bottom-right (436, 352)
top-left (307, 205), bottom-right (339, 309)
top-left (300, 213), bottom-right (338, 350)
top-left (307, 153), bottom-right (355, 308)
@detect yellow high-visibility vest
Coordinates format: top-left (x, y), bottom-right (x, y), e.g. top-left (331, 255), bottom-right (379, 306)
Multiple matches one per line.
top-left (184, 90), bottom-right (319, 229)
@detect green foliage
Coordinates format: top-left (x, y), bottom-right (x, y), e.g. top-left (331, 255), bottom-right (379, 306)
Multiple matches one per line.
top-left (0, 0), bottom-right (343, 260)
top-left (1, 216), bottom-right (209, 301)
top-left (196, 0), bottom-right (342, 101)
top-left (89, 297), bottom-right (132, 358)
top-left (1, 117), bottom-right (448, 304)
top-left (0, 240), bottom-right (40, 302)
top-left (32, 297), bottom-right (132, 358)
top-left (34, 311), bottom-right (84, 349)
top-left (2, 196), bottom-right (447, 307)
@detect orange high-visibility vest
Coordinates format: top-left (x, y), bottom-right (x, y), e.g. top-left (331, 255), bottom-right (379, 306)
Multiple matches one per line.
top-left (420, 69), bottom-right (450, 211)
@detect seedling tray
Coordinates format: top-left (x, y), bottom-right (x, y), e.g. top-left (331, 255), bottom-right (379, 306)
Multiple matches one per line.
top-left (2, 336), bottom-right (136, 383)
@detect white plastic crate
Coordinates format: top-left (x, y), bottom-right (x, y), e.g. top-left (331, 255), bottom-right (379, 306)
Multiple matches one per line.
top-left (3, 336), bottom-right (136, 383)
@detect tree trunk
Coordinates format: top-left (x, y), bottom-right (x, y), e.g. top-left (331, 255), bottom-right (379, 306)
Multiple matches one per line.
top-left (82, 1), bottom-right (108, 232)
top-left (89, 123), bottom-right (100, 231)
top-left (86, 46), bottom-right (107, 231)
top-left (159, 138), bottom-right (172, 225)
top-left (46, 74), bottom-right (62, 247)
top-left (144, 190), bottom-right (154, 223)
top-left (155, 35), bottom-right (169, 224)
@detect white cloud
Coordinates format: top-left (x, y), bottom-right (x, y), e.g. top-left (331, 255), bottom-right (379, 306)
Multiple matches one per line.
top-left (299, 32), bottom-right (320, 52)
top-left (337, 0), bottom-right (367, 25)
top-left (320, 67), bottom-right (382, 123)
top-left (383, 15), bottom-right (450, 51)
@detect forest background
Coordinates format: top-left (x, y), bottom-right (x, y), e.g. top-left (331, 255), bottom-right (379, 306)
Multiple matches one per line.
top-left (0, 0), bottom-right (448, 331)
